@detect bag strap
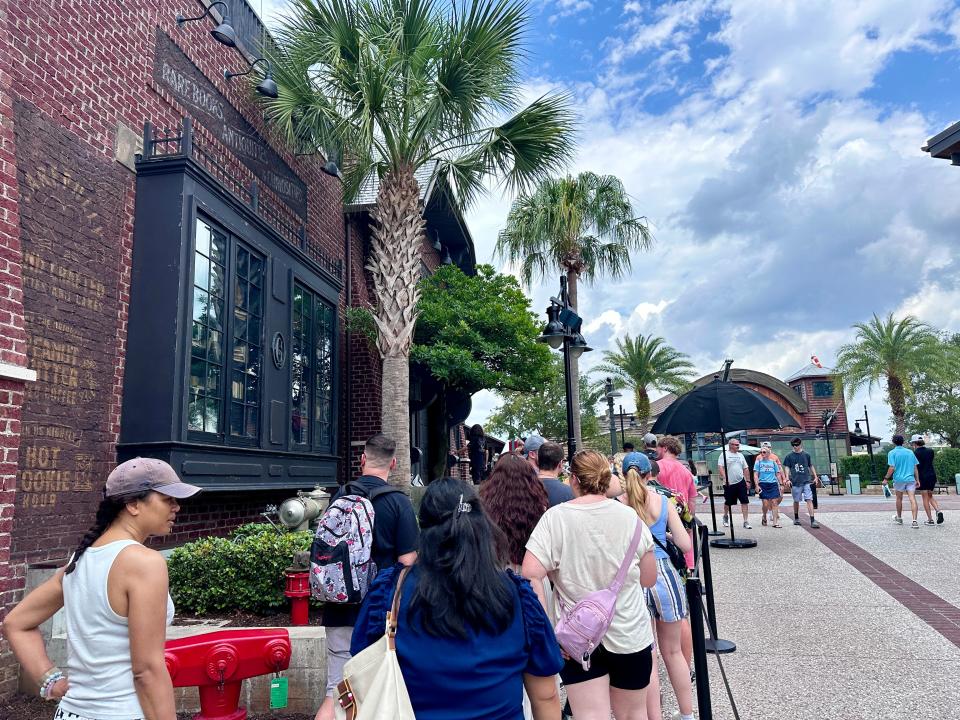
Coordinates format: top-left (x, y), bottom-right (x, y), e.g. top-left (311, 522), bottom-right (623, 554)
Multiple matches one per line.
top-left (385, 566), bottom-right (412, 650)
top-left (610, 520), bottom-right (645, 594)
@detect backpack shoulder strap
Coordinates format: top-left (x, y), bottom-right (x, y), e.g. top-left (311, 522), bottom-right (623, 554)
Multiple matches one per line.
top-left (368, 485), bottom-right (406, 501)
top-left (610, 519), bottom-right (645, 594)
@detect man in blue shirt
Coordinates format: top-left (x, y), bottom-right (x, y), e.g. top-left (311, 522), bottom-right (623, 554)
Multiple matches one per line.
top-left (884, 434), bottom-right (920, 528)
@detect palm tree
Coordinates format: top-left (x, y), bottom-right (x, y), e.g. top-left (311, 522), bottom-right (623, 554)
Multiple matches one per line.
top-left (266, 0), bottom-right (575, 484)
top-left (593, 334), bottom-right (695, 429)
top-left (835, 313), bottom-right (940, 436)
top-left (496, 172), bottom-right (651, 445)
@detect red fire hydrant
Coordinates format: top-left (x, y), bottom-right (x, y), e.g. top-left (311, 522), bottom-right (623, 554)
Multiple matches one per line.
top-left (284, 568), bottom-right (311, 626)
top-left (165, 629), bottom-right (292, 720)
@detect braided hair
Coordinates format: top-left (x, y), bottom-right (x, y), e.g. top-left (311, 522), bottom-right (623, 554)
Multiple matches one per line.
top-left (64, 491), bottom-right (149, 575)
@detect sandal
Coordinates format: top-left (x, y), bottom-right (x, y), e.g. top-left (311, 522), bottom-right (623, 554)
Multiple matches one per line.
top-left (772, 522), bottom-right (782, 528)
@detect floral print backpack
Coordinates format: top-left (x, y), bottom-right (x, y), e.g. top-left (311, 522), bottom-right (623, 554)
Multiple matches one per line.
top-left (310, 483), bottom-right (403, 604)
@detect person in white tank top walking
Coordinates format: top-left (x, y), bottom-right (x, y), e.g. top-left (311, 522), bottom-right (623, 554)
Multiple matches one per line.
top-left (3, 457), bottom-right (201, 720)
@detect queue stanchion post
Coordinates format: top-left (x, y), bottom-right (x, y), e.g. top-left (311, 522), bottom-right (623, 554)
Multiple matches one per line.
top-left (699, 523), bottom-right (736, 654)
top-left (687, 530), bottom-right (713, 720)
top-left (707, 482), bottom-right (724, 537)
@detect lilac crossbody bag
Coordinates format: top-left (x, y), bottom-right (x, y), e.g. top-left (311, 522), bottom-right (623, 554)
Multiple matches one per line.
top-left (553, 519), bottom-right (645, 670)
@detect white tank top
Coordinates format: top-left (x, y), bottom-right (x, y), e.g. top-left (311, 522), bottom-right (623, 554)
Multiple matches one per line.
top-left (59, 539), bottom-right (175, 719)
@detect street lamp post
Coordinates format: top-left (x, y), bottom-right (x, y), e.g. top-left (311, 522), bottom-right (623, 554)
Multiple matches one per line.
top-left (821, 409), bottom-right (839, 495)
top-left (853, 405), bottom-right (877, 485)
top-left (537, 276), bottom-right (591, 461)
top-left (605, 378), bottom-right (622, 456)
top-left (619, 404), bottom-right (626, 446)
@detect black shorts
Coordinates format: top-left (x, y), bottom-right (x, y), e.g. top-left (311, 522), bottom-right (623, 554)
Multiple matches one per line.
top-left (724, 481), bottom-right (749, 506)
top-left (560, 643), bottom-right (653, 690)
top-left (919, 476), bottom-right (937, 491)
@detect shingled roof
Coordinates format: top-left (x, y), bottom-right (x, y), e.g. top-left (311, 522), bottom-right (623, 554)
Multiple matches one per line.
top-left (346, 162), bottom-right (440, 209)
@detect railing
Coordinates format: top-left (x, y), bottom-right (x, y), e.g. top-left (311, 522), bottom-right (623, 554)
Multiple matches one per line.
top-left (139, 117), bottom-right (343, 282)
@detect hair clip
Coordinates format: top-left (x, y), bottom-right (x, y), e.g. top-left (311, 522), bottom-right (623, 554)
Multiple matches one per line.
top-left (455, 493), bottom-right (472, 518)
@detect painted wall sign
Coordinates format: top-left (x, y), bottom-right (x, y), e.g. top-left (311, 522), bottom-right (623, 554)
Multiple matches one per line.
top-left (154, 30), bottom-right (308, 218)
top-left (272, 332), bottom-right (286, 369)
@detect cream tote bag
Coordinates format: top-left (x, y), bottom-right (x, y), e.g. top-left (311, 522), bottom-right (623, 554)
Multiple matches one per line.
top-left (334, 567), bottom-right (416, 720)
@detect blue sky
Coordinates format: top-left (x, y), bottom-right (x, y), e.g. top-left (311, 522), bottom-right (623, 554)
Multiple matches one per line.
top-left (263, 0), bottom-right (960, 439)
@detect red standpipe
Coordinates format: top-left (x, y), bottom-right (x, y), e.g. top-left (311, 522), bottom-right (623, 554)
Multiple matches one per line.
top-left (165, 628), bottom-right (292, 720)
top-left (284, 569), bottom-right (311, 626)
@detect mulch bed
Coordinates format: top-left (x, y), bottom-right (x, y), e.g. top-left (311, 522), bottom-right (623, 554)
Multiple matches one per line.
top-left (173, 609), bottom-right (323, 627)
top-left (2, 695), bottom-right (311, 720)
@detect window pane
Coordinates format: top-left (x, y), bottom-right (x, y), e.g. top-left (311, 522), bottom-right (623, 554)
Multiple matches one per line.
top-left (249, 255), bottom-right (264, 285)
top-left (237, 248), bottom-right (249, 280)
top-left (191, 323), bottom-right (207, 357)
top-left (193, 254), bottom-right (209, 290)
top-left (206, 365), bottom-right (220, 392)
top-left (249, 285), bottom-right (262, 318)
top-left (210, 231), bottom-right (226, 265)
top-left (188, 396), bottom-right (203, 432)
top-left (196, 221), bottom-right (211, 258)
top-left (233, 308), bottom-right (248, 341)
top-left (230, 402), bottom-right (245, 436)
top-left (207, 330), bottom-right (222, 364)
top-left (204, 398), bottom-right (220, 434)
top-left (193, 290), bottom-right (210, 323)
top-left (232, 370), bottom-right (245, 401)
top-left (210, 262), bottom-right (224, 299)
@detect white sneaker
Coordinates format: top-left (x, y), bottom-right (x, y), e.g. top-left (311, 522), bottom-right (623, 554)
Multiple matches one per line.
top-left (893, 515), bottom-right (903, 525)
top-left (722, 515), bottom-right (729, 527)
top-left (911, 520), bottom-right (920, 529)
top-left (743, 521), bottom-right (753, 529)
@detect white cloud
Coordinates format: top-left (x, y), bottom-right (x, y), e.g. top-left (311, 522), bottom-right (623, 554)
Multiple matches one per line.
top-left (465, 1), bottom-right (960, 434)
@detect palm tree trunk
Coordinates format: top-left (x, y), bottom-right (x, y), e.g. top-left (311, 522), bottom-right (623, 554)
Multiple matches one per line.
top-left (634, 386), bottom-right (650, 431)
top-left (566, 267), bottom-right (583, 450)
top-left (368, 166), bottom-right (424, 487)
top-left (887, 372), bottom-right (907, 437)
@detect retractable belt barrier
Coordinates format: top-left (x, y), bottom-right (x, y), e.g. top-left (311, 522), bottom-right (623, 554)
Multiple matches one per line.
top-left (685, 520), bottom-right (742, 720)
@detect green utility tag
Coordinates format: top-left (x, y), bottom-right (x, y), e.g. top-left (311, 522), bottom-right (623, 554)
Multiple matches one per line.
top-left (269, 676), bottom-right (288, 709)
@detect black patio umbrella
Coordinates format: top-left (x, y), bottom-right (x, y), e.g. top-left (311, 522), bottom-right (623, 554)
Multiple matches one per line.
top-left (652, 376), bottom-right (801, 549)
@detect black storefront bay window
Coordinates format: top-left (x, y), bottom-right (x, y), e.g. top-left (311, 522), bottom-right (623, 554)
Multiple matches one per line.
top-left (121, 146), bottom-right (342, 490)
top-left (291, 284), bottom-right (335, 453)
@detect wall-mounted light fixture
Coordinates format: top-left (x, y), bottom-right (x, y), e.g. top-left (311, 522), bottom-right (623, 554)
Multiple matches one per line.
top-left (224, 58), bottom-right (279, 99)
top-left (176, 1), bottom-right (237, 47)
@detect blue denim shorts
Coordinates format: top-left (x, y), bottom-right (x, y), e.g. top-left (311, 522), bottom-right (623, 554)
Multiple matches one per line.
top-left (791, 483), bottom-right (813, 502)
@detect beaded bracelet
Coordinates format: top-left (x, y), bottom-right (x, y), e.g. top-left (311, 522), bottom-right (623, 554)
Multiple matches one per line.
top-left (39, 669), bottom-right (65, 700)
top-left (38, 666), bottom-right (60, 690)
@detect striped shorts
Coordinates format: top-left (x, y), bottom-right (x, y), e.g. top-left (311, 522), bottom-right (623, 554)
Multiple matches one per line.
top-left (646, 558), bottom-right (688, 623)
top-left (55, 706), bottom-right (143, 720)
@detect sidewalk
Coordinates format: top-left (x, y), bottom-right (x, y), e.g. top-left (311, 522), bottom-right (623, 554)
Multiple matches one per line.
top-left (688, 500), bottom-right (960, 719)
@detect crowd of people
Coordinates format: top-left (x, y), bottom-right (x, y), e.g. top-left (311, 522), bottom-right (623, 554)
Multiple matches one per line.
top-left (5, 423), bottom-right (951, 720)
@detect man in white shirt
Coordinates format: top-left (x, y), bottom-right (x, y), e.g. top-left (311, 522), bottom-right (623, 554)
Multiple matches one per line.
top-left (718, 438), bottom-right (755, 529)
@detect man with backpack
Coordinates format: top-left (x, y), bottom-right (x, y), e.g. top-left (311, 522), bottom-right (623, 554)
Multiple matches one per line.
top-left (314, 434), bottom-right (419, 720)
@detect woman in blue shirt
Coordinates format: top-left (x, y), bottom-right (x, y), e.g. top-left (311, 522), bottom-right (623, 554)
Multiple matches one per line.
top-left (351, 477), bottom-right (564, 719)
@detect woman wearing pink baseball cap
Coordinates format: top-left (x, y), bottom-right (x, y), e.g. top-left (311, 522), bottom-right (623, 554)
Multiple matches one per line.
top-left (3, 457), bottom-right (200, 720)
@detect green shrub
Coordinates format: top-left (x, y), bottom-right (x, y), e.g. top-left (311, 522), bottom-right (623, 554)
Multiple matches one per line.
top-left (839, 451), bottom-right (888, 484)
top-left (934, 448), bottom-right (960, 483)
top-left (168, 524), bottom-right (313, 615)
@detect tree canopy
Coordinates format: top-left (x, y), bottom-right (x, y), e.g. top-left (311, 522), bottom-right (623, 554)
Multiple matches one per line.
top-left (411, 264), bottom-right (553, 395)
top-left (592, 333), bottom-right (695, 429)
top-left (835, 313), bottom-right (940, 435)
top-left (905, 333), bottom-right (960, 447)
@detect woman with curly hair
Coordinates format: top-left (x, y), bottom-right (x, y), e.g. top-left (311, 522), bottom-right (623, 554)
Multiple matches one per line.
top-left (480, 454), bottom-right (549, 569)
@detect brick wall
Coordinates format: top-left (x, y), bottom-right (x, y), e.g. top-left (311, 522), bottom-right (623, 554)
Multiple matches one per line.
top-left (0, 0), bottom-right (29, 695)
top-left (0, 0), bottom-right (346, 695)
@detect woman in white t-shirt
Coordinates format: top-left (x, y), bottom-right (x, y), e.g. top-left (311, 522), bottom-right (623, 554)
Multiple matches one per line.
top-left (523, 449), bottom-right (657, 720)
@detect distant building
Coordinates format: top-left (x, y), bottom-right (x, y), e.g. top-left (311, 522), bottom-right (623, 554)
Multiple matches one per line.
top-left (645, 364), bottom-right (850, 476)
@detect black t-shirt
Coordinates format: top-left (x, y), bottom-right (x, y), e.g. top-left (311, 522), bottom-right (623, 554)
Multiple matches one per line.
top-left (914, 446), bottom-right (936, 482)
top-left (783, 452), bottom-right (813, 485)
top-left (322, 475), bottom-right (419, 627)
